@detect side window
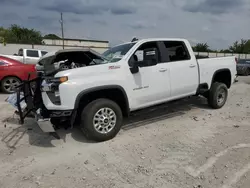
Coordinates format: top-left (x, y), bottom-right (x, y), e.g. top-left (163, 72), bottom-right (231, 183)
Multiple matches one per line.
top-left (41, 51), bottom-right (48, 56)
top-left (163, 41), bottom-right (190, 62)
top-left (134, 50), bottom-right (144, 61)
top-left (129, 42), bottom-right (160, 66)
top-left (27, 50), bottom-right (39, 58)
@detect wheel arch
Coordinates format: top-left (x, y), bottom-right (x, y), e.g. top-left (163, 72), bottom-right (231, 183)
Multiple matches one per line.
top-left (211, 68), bottom-right (232, 89)
top-left (0, 75), bottom-right (22, 82)
top-left (74, 85), bottom-right (130, 117)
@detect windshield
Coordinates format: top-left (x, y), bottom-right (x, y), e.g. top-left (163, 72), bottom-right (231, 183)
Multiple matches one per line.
top-left (102, 42), bottom-right (136, 62)
top-left (238, 59), bottom-right (250, 64)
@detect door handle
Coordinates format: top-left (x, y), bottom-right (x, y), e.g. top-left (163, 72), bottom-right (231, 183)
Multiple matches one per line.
top-left (159, 68), bottom-right (167, 72)
top-left (189, 64), bottom-right (196, 68)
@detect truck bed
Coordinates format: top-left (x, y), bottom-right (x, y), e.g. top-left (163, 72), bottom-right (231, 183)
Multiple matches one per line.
top-left (197, 56), bottom-right (237, 88)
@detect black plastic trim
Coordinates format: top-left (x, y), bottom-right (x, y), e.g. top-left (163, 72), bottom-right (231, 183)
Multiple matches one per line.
top-left (196, 83), bottom-right (209, 95)
top-left (211, 68), bottom-right (231, 87)
top-left (74, 85), bottom-right (130, 114)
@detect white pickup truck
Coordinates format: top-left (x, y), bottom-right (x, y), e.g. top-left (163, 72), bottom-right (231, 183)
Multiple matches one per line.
top-left (13, 38), bottom-right (237, 142)
top-left (1, 48), bottom-right (48, 64)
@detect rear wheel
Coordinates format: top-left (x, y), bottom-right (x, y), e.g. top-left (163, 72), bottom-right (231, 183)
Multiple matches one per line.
top-left (1, 76), bottom-right (21, 93)
top-left (80, 98), bottom-right (123, 142)
top-left (208, 82), bottom-right (228, 109)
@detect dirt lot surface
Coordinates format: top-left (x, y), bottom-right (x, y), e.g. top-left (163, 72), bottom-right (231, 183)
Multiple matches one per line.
top-left (0, 77), bottom-right (250, 188)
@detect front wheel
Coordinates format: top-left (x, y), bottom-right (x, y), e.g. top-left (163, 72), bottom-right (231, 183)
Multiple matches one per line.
top-left (80, 99), bottom-right (123, 142)
top-left (208, 82), bottom-right (228, 109)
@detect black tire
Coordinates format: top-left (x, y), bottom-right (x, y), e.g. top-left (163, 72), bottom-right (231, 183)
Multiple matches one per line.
top-left (1, 76), bottom-right (21, 93)
top-left (208, 82), bottom-right (228, 109)
top-left (80, 98), bottom-right (123, 142)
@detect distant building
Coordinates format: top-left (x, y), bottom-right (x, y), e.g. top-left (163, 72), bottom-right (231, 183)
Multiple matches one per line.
top-left (42, 38), bottom-right (109, 52)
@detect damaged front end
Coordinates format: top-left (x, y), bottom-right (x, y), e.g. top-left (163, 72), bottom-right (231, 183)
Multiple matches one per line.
top-left (6, 48), bottom-right (107, 139)
top-left (7, 75), bottom-right (77, 139)
top-left (6, 75), bottom-right (64, 139)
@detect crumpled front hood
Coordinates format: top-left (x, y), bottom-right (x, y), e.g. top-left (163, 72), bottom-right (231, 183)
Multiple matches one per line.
top-left (39, 48), bottom-right (107, 76)
top-left (55, 63), bottom-right (115, 79)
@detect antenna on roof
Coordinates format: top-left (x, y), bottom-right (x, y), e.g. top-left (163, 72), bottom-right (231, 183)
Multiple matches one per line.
top-left (131, 37), bottom-right (138, 42)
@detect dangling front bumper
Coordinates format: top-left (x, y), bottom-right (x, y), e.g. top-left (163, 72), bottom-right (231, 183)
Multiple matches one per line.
top-left (35, 108), bottom-right (56, 133)
top-left (6, 77), bottom-right (58, 136)
top-left (6, 75), bottom-right (76, 139)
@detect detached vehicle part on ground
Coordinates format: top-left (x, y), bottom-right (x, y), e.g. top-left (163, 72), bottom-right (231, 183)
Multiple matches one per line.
top-left (11, 38), bottom-right (237, 142)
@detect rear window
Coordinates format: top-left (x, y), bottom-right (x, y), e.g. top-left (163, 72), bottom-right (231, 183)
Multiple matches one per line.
top-left (27, 50), bottom-right (39, 58)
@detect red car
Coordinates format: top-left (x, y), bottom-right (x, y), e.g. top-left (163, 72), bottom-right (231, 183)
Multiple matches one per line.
top-left (0, 56), bottom-right (37, 93)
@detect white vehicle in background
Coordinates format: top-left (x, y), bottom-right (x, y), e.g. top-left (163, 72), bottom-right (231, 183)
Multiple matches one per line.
top-left (12, 38), bottom-right (237, 142)
top-left (1, 48), bottom-right (48, 64)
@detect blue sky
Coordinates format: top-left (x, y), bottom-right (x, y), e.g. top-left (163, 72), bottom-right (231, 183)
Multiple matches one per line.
top-left (0, 0), bottom-right (249, 49)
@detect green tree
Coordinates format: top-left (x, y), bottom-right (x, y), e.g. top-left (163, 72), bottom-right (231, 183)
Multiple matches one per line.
top-left (43, 34), bottom-right (61, 39)
top-left (219, 49), bottom-right (232, 53)
top-left (228, 39), bottom-right (250, 54)
top-left (1, 24), bottom-right (43, 44)
top-left (192, 43), bottom-right (210, 52)
top-left (0, 27), bottom-right (9, 45)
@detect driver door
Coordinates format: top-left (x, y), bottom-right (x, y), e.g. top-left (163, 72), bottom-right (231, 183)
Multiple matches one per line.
top-left (127, 41), bottom-right (171, 110)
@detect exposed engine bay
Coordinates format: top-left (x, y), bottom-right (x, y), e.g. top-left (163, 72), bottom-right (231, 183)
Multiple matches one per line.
top-left (54, 60), bottom-right (86, 70)
top-left (37, 49), bottom-right (106, 76)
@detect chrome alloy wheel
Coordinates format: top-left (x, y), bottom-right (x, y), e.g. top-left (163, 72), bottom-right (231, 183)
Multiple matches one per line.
top-left (93, 108), bottom-right (117, 134)
top-left (3, 77), bottom-right (20, 93)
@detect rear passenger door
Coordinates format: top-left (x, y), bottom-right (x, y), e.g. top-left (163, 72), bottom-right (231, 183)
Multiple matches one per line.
top-left (25, 50), bottom-right (40, 64)
top-left (160, 41), bottom-right (199, 98)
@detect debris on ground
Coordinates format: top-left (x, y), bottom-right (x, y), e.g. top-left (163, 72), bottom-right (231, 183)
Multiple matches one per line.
top-left (51, 169), bottom-right (56, 175)
top-left (0, 77), bottom-right (250, 188)
top-left (192, 116), bottom-right (199, 121)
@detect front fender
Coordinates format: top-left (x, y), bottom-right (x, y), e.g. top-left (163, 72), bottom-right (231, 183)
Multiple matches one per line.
top-left (74, 85), bottom-right (129, 110)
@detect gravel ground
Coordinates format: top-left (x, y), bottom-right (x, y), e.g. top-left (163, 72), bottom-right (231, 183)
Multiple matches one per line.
top-left (0, 76), bottom-right (250, 188)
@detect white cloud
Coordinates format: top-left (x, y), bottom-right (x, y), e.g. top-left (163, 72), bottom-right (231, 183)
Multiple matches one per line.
top-left (0, 0), bottom-right (249, 49)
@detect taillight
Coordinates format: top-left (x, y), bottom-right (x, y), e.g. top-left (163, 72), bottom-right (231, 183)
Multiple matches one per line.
top-left (235, 57), bottom-right (238, 64)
